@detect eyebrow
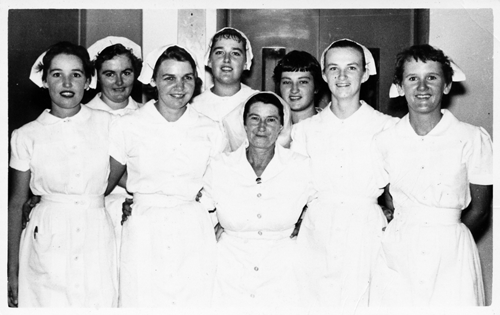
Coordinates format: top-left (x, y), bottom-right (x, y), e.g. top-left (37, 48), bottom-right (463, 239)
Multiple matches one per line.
top-left (281, 75), bottom-right (312, 80)
top-left (49, 68), bottom-right (84, 73)
top-left (212, 46), bottom-right (244, 53)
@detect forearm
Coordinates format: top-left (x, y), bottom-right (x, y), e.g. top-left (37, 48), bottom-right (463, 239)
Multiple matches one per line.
top-left (461, 184), bottom-right (492, 237)
top-left (8, 202), bottom-right (24, 275)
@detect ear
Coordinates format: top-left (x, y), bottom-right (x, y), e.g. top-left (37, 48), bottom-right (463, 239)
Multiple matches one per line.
top-left (322, 72), bottom-right (328, 83)
top-left (207, 57), bottom-right (213, 70)
top-left (42, 80), bottom-right (48, 89)
top-left (361, 69), bottom-right (369, 84)
top-left (396, 84), bottom-right (405, 96)
top-left (150, 79), bottom-right (157, 87)
top-left (443, 82), bottom-right (452, 95)
top-left (84, 79), bottom-right (90, 91)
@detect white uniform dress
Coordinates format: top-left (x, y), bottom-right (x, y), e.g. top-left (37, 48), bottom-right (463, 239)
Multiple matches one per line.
top-left (10, 106), bottom-right (117, 307)
top-left (110, 100), bottom-right (226, 307)
top-left (201, 144), bottom-right (318, 309)
top-left (369, 110), bottom-right (492, 307)
top-left (84, 94), bottom-right (141, 252)
top-left (190, 83), bottom-right (256, 122)
top-left (291, 101), bottom-right (398, 309)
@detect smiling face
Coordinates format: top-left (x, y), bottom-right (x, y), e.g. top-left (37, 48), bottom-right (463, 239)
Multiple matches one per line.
top-left (397, 59), bottom-right (452, 116)
top-left (279, 71), bottom-right (316, 112)
top-left (322, 47), bottom-right (368, 102)
top-left (152, 59), bottom-right (195, 111)
top-left (43, 53), bottom-right (89, 118)
top-left (98, 54), bottom-right (135, 107)
top-left (244, 102), bottom-right (283, 150)
top-left (208, 37), bottom-right (246, 86)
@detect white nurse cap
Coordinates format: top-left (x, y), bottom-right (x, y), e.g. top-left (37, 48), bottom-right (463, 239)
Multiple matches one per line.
top-left (137, 44), bottom-right (198, 85)
top-left (205, 27), bottom-right (254, 71)
top-left (320, 38), bottom-right (377, 76)
top-left (87, 36), bottom-right (142, 89)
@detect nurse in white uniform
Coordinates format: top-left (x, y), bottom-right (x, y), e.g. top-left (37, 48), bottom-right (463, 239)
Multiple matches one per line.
top-left (106, 44), bottom-right (226, 307)
top-left (85, 36), bottom-right (142, 252)
top-left (191, 27), bottom-right (256, 123)
top-left (369, 44), bottom-right (492, 307)
top-left (200, 91), bottom-right (318, 309)
top-left (8, 41), bottom-right (117, 307)
top-left (291, 39), bottom-right (398, 309)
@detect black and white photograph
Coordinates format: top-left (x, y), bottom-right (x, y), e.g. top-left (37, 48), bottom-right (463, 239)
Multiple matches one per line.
top-left (1, 1), bottom-right (498, 314)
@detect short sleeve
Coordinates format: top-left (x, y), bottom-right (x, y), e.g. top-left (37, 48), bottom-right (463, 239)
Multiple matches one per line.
top-left (467, 127), bottom-right (493, 185)
top-left (200, 161), bottom-right (217, 211)
top-left (9, 128), bottom-right (31, 172)
top-left (290, 122), bottom-right (309, 157)
top-left (109, 116), bottom-right (127, 165)
top-left (370, 134), bottom-right (390, 189)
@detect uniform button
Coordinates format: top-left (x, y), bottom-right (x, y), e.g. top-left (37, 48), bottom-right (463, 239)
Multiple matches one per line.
top-left (75, 173), bottom-right (80, 177)
top-left (258, 231), bottom-right (262, 235)
top-left (250, 294), bottom-right (255, 298)
top-left (257, 193), bottom-right (262, 198)
top-left (74, 256), bottom-right (79, 261)
top-left (254, 266), bottom-right (259, 271)
top-left (76, 228), bottom-right (80, 232)
top-left (257, 214), bottom-right (262, 218)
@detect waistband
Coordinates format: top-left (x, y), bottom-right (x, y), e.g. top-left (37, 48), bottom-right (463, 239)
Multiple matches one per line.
top-left (319, 193), bottom-right (378, 207)
top-left (134, 193), bottom-right (191, 208)
top-left (394, 206), bottom-right (462, 225)
top-left (41, 194), bottom-right (104, 208)
top-left (224, 227), bottom-right (295, 240)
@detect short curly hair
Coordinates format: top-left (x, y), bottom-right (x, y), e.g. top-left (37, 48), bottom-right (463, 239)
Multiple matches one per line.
top-left (393, 44), bottom-right (454, 86)
top-left (94, 43), bottom-right (142, 76)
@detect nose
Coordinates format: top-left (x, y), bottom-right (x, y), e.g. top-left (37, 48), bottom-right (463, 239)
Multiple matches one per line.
top-left (291, 82), bottom-right (299, 93)
top-left (116, 74), bottom-right (124, 86)
top-left (62, 75), bottom-right (72, 88)
top-left (223, 52), bottom-right (230, 63)
top-left (338, 69), bottom-right (347, 80)
top-left (417, 79), bottom-right (428, 91)
top-left (257, 120), bottom-right (266, 131)
top-left (175, 79), bottom-right (185, 90)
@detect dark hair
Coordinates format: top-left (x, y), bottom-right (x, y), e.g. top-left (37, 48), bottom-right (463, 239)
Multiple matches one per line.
top-left (38, 41), bottom-right (93, 81)
top-left (273, 50), bottom-right (322, 92)
top-left (323, 39), bottom-right (366, 72)
top-left (94, 43), bottom-right (142, 75)
top-left (209, 28), bottom-right (247, 55)
top-left (151, 45), bottom-right (202, 99)
top-left (393, 44), bottom-right (454, 86)
top-left (243, 93), bottom-right (284, 125)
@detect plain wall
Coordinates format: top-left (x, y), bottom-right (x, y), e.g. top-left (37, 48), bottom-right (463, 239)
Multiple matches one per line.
top-left (430, 8), bottom-right (494, 306)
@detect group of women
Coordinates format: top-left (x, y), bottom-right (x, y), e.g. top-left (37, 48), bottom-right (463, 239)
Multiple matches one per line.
top-left (7, 26), bottom-right (492, 311)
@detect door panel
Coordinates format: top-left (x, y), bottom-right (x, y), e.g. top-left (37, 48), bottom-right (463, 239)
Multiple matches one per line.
top-left (227, 9), bottom-right (428, 117)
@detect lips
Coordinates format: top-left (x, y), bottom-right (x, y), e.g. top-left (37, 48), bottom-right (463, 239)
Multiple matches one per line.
top-left (336, 83), bottom-right (350, 87)
top-left (289, 95), bottom-right (302, 101)
top-left (415, 94), bottom-right (431, 99)
top-left (60, 91), bottom-right (75, 97)
top-left (170, 93), bottom-right (185, 99)
top-left (221, 66), bottom-right (233, 72)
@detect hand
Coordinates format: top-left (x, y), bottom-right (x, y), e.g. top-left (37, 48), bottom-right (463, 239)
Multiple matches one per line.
top-left (195, 190), bottom-right (202, 202)
top-left (381, 206), bottom-right (394, 223)
top-left (290, 219), bottom-right (302, 239)
top-left (7, 273), bottom-right (18, 307)
top-left (22, 195), bottom-right (41, 229)
top-left (214, 223), bottom-right (224, 241)
top-left (121, 198), bottom-right (133, 225)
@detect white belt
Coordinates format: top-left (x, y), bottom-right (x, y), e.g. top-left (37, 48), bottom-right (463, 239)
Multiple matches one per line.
top-left (394, 206), bottom-right (462, 225)
top-left (41, 194), bottom-right (104, 207)
top-left (134, 193), bottom-right (191, 208)
top-left (224, 227), bottom-right (295, 240)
